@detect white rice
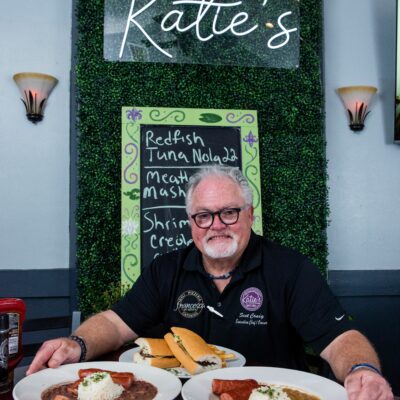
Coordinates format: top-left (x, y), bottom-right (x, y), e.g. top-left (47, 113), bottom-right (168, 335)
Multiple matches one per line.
top-left (249, 385), bottom-right (290, 400)
top-left (77, 371), bottom-right (124, 400)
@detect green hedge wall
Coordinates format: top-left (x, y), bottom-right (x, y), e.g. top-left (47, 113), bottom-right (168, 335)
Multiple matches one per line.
top-left (75, 0), bottom-right (326, 316)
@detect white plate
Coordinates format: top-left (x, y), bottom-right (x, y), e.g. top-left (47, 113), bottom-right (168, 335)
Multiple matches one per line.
top-left (119, 346), bottom-right (246, 379)
top-left (181, 366), bottom-right (347, 400)
top-left (13, 361), bottom-right (182, 400)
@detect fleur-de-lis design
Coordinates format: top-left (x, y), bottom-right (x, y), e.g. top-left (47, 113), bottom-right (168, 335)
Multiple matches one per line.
top-left (126, 108), bottom-right (143, 121)
top-left (243, 131), bottom-right (258, 147)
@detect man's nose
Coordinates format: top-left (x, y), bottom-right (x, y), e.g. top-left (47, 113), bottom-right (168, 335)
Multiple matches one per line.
top-left (210, 214), bottom-right (226, 229)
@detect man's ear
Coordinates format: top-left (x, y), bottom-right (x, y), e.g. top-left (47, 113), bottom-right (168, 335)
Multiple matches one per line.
top-left (249, 205), bottom-right (255, 222)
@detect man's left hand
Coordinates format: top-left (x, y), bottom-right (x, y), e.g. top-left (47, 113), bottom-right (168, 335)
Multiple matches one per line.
top-left (344, 369), bottom-right (393, 400)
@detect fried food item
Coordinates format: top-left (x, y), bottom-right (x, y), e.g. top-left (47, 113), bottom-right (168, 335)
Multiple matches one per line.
top-left (212, 379), bottom-right (259, 395)
top-left (208, 344), bottom-right (237, 360)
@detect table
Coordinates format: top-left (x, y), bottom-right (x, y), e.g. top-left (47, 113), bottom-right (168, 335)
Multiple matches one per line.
top-left (6, 347), bottom-right (400, 400)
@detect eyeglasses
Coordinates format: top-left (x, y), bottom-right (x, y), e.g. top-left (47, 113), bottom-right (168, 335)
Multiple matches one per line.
top-left (190, 206), bottom-right (248, 229)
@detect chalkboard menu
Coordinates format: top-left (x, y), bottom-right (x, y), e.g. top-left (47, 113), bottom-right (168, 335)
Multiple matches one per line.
top-left (121, 107), bottom-right (262, 286)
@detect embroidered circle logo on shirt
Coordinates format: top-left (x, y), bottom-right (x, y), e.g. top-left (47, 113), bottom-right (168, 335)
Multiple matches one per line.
top-left (175, 290), bottom-right (205, 318)
top-left (240, 287), bottom-right (263, 311)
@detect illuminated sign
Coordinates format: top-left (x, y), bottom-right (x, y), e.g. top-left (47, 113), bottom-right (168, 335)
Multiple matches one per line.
top-left (104, 0), bottom-right (299, 68)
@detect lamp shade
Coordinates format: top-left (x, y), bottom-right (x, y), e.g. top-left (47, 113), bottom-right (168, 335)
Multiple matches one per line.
top-left (337, 86), bottom-right (377, 131)
top-left (13, 72), bottom-right (58, 123)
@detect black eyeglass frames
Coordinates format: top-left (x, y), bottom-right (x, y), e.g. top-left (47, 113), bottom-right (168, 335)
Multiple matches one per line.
top-left (190, 205), bottom-right (248, 229)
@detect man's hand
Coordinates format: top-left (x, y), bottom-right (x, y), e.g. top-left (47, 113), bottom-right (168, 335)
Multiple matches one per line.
top-left (321, 330), bottom-right (394, 399)
top-left (344, 369), bottom-right (393, 400)
top-left (25, 311), bottom-right (138, 376)
top-left (26, 337), bottom-right (81, 375)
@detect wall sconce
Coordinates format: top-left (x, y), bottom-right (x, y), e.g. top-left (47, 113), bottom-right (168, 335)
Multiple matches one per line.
top-left (13, 72), bottom-right (58, 124)
top-left (337, 86), bottom-right (377, 131)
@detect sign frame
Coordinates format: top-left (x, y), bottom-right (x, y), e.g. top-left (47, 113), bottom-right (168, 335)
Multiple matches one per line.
top-left (104, 0), bottom-right (300, 68)
top-left (121, 107), bottom-right (262, 286)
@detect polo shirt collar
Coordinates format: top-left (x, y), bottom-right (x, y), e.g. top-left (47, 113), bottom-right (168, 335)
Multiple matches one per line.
top-left (182, 230), bottom-right (262, 276)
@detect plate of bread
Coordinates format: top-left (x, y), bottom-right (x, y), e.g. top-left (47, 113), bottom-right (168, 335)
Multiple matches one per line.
top-left (119, 327), bottom-right (246, 378)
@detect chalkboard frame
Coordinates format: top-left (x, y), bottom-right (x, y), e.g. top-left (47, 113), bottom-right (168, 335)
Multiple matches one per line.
top-left (121, 107), bottom-right (262, 286)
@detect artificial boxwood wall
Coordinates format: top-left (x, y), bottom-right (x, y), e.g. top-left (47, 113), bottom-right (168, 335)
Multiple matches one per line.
top-left (75, 0), bottom-right (326, 317)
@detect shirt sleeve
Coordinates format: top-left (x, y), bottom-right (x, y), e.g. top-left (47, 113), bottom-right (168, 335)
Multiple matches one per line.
top-left (111, 257), bottom-right (166, 337)
top-left (287, 257), bottom-right (355, 354)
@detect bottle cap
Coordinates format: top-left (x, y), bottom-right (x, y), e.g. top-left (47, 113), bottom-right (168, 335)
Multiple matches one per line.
top-left (0, 314), bottom-right (9, 331)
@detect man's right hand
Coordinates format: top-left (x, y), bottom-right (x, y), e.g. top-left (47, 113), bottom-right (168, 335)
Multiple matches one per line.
top-left (26, 337), bottom-right (82, 375)
top-left (26, 310), bottom-right (138, 376)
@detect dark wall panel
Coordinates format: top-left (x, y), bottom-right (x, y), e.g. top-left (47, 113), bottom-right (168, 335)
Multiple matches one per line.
top-left (0, 269), bottom-right (70, 297)
top-left (0, 269), bottom-right (75, 366)
top-left (329, 270), bottom-right (400, 395)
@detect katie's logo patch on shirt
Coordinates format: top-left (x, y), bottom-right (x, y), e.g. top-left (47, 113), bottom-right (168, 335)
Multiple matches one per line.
top-left (240, 287), bottom-right (263, 311)
top-left (174, 290), bottom-right (205, 318)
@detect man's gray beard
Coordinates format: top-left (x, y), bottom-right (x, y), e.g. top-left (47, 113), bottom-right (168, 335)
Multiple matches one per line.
top-left (202, 234), bottom-right (239, 259)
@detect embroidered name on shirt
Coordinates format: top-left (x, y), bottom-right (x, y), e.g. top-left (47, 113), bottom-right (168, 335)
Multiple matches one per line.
top-left (235, 312), bottom-right (268, 326)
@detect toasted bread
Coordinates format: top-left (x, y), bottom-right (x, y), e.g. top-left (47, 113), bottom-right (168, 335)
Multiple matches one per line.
top-left (133, 337), bottom-right (180, 368)
top-left (164, 327), bottom-right (222, 374)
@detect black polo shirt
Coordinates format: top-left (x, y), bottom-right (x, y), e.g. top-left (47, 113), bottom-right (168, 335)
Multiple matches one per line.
top-left (112, 232), bottom-right (353, 371)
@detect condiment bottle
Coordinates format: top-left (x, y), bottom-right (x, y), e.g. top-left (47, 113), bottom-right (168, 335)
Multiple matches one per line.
top-left (0, 299), bottom-right (25, 372)
top-left (0, 313), bottom-right (10, 395)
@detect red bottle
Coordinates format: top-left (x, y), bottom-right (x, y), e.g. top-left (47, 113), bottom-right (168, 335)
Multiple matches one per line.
top-left (0, 299), bottom-right (25, 373)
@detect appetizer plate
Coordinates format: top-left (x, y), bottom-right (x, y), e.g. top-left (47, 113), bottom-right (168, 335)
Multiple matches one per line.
top-left (119, 345), bottom-right (246, 378)
top-left (181, 366), bottom-right (347, 400)
top-left (13, 361), bottom-right (182, 400)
